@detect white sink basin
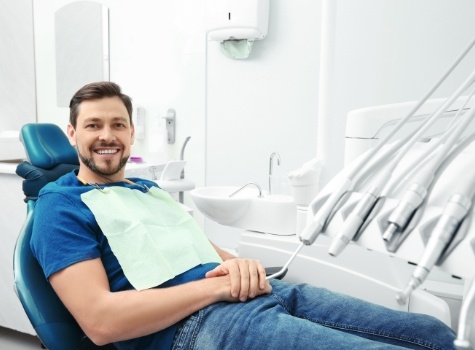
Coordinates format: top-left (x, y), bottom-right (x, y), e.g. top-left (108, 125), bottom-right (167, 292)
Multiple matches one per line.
top-left (190, 186), bottom-right (297, 235)
top-left (190, 186), bottom-right (257, 225)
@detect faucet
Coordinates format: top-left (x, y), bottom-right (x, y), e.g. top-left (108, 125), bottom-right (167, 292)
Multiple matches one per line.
top-left (229, 182), bottom-right (263, 198)
top-left (178, 136), bottom-right (191, 204)
top-left (269, 152), bottom-right (281, 195)
top-left (149, 166), bottom-right (159, 180)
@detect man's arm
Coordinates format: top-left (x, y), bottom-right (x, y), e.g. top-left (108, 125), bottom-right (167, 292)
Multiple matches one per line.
top-left (50, 257), bottom-right (271, 346)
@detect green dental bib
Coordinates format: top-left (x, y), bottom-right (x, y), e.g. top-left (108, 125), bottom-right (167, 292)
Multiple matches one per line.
top-left (81, 185), bottom-right (222, 290)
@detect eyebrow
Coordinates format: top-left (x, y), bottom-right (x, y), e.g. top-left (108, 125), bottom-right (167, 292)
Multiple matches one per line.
top-left (82, 116), bottom-right (129, 124)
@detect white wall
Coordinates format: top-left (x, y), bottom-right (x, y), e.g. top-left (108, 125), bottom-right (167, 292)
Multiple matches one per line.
top-left (0, 0), bottom-right (36, 131)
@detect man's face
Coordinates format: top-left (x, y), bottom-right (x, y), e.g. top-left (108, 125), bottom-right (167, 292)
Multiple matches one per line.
top-left (67, 96), bottom-right (135, 182)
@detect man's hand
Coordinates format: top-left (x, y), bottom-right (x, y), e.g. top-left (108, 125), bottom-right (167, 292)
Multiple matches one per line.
top-left (205, 258), bottom-right (272, 302)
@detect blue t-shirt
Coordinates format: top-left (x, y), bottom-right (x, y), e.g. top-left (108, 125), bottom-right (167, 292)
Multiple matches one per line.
top-left (31, 170), bottom-right (218, 350)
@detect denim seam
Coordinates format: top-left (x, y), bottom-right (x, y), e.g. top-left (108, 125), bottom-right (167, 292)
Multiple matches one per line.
top-left (172, 310), bottom-right (204, 350)
top-left (270, 292), bottom-right (443, 350)
top-left (187, 310), bottom-right (204, 350)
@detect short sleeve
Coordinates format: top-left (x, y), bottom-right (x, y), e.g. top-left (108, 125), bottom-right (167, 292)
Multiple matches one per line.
top-left (31, 190), bottom-right (101, 279)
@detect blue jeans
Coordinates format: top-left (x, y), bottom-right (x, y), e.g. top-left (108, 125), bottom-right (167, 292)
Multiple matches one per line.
top-left (172, 280), bottom-right (455, 349)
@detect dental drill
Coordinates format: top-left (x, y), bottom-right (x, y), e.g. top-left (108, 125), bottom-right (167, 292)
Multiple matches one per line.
top-left (395, 188), bottom-right (475, 305)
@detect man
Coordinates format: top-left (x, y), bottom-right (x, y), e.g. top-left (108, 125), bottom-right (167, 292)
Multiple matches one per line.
top-left (31, 81), bottom-right (456, 349)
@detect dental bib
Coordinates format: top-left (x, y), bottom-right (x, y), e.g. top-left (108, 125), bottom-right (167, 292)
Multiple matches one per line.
top-left (81, 185), bottom-right (222, 290)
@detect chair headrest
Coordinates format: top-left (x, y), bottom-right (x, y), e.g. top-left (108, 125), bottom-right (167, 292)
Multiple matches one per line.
top-left (20, 123), bottom-right (79, 169)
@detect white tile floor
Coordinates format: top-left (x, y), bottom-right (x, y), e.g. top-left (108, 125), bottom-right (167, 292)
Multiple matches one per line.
top-left (0, 327), bottom-right (41, 350)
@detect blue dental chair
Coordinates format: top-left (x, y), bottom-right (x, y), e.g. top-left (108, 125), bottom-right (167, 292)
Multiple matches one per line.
top-left (13, 123), bottom-right (116, 350)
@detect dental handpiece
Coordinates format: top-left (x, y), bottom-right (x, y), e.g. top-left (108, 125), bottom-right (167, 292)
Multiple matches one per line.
top-left (396, 193), bottom-right (472, 305)
top-left (300, 178), bottom-right (352, 246)
top-left (328, 186), bottom-right (379, 256)
top-left (383, 182), bottom-right (428, 242)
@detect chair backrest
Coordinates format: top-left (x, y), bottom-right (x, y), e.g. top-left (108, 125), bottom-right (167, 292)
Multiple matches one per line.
top-left (16, 123), bottom-right (79, 204)
top-left (13, 123), bottom-right (115, 350)
top-left (20, 123), bottom-right (79, 169)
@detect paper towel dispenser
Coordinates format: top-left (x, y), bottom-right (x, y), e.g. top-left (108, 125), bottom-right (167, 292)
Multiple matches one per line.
top-left (206, 0), bottom-right (269, 42)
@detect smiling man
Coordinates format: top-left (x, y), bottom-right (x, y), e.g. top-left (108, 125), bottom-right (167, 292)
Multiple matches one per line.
top-left (30, 81), bottom-right (457, 350)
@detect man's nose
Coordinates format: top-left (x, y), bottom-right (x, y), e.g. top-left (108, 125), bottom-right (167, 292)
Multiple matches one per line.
top-left (99, 126), bottom-right (116, 142)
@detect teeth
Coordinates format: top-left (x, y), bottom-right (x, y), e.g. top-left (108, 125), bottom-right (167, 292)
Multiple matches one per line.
top-left (97, 149), bottom-right (118, 155)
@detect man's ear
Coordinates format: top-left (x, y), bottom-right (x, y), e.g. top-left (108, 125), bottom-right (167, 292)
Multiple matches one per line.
top-left (67, 124), bottom-right (77, 147)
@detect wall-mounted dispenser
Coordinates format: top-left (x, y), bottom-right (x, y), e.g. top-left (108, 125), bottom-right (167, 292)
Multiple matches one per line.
top-left (206, 0), bottom-right (269, 42)
top-left (205, 0), bottom-right (269, 59)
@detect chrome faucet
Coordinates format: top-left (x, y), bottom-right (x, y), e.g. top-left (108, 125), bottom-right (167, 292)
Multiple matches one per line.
top-left (269, 152), bottom-right (281, 194)
top-left (229, 182), bottom-right (263, 198)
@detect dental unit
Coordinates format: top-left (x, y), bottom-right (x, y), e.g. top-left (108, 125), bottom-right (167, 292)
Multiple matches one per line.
top-left (241, 36), bottom-right (475, 349)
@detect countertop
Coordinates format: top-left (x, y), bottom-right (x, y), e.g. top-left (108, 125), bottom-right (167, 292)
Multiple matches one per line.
top-left (0, 161), bottom-right (22, 175)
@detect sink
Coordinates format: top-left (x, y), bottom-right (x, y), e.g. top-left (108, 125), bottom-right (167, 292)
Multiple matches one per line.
top-left (190, 186), bottom-right (258, 225)
top-left (190, 186), bottom-right (297, 235)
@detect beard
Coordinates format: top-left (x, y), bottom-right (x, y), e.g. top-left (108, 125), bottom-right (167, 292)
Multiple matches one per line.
top-left (78, 150), bottom-right (129, 177)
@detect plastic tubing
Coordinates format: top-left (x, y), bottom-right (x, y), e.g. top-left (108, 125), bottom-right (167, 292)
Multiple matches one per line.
top-left (385, 89), bottom-right (475, 196)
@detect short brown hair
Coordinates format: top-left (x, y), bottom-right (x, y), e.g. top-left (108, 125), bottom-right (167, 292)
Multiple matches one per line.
top-left (69, 81), bottom-right (133, 128)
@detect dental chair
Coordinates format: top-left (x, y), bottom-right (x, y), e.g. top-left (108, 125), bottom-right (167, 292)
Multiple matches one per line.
top-left (13, 123), bottom-right (116, 350)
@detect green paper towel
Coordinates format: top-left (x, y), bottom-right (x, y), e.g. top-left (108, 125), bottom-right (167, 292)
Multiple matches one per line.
top-left (220, 39), bottom-right (254, 59)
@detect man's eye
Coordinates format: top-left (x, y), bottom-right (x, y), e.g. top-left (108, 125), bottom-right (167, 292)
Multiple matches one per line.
top-left (86, 124), bottom-right (98, 129)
